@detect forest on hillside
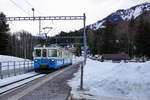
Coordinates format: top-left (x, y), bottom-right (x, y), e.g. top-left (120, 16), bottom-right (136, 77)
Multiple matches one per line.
top-left (53, 11), bottom-right (150, 58)
top-left (86, 11), bottom-right (150, 58)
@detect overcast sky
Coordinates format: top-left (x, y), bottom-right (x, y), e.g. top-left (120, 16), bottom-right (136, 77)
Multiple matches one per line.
top-left (0, 0), bottom-right (149, 36)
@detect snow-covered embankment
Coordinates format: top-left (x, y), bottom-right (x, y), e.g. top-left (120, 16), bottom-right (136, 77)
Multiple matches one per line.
top-left (68, 59), bottom-right (150, 100)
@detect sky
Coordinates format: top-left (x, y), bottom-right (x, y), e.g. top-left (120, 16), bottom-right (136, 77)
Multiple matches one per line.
top-left (0, 0), bottom-right (149, 36)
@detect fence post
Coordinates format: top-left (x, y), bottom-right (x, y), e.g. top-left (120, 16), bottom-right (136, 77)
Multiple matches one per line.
top-left (8, 62), bottom-right (10, 77)
top-left (14, 61), bottom-right (16, 76)
top-left (28, 61), bottom-right (29, 72)
top-left (0, 62), bottom-right (3, 79)
top-left (24, 61), bottom-right (26, 74)
top-left (19, 61), bottom-right (21, 74)
top-left (32, 61), bottom-right (34, 71)
top-left (30, 61), bottom-right (31, 71)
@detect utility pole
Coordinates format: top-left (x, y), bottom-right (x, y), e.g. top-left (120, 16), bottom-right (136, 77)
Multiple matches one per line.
top-left (80, 13), bottom-right (87, 90)
top-left (32, 8), bottom-right (35, 21)
top-left (83, 13), bottom-right (87, 64)
top-left (39, 19), bottom-right (41, 34)
top-left (32, 8), bottom-right (35, 18)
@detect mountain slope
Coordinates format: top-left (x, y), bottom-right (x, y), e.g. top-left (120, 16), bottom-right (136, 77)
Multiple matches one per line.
top-left (89, 2), bottom-right (150, 30)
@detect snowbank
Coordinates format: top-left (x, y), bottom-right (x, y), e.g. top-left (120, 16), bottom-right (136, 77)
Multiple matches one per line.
top-left (0, 55), bottom-right (29, 62)
top-left (68, 59), bottom-right (150, 100)
top-left (0, 55), bottom-right (32, 70)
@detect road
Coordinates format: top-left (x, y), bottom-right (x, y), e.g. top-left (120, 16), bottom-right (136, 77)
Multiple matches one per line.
top-left (0, 62), bottom-right (82, 100)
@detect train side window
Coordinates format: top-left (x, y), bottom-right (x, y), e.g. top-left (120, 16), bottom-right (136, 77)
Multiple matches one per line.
top-left (48, 49), bottom-right (57, 57)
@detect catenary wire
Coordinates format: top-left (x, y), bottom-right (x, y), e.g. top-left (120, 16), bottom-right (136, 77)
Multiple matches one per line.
top-left (9, 0), bottom-right (30, 16)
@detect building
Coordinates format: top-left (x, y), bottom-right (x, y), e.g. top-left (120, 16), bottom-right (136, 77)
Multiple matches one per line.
top-left (101, 53), bottom-right (130, 63)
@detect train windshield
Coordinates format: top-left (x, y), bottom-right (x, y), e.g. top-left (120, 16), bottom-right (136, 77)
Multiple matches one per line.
top-left (42, 49), bottom-right (47, 57)
top-left (48, 49), bottom-right (57, 57)
top-left (35, 49), bottom-right (41, 57)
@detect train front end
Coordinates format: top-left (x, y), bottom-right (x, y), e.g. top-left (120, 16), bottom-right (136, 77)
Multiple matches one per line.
top-left (33, 47), bottom-right (60, 72)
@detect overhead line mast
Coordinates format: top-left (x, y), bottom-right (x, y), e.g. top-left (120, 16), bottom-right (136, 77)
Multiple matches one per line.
top-left (0, 14), bottom-right (87, 90)
top-left (0, 16), bottom-right (84, 35)
top-left (0, 16), bottom-right (84, 21)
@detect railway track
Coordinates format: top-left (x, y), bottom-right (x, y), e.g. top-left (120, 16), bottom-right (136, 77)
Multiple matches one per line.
top-left (0, 61), bottom-right (83, 98)
top-left (0, 65), bottom-right (70, 95)
top-left (0, 73), bottom-right (45, 95)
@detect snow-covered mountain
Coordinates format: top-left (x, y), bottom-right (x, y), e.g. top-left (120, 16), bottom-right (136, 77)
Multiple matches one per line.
top-left (89, 2), bottom-right (150, 30)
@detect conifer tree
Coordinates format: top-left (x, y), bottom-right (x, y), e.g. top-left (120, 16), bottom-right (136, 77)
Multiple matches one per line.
top-left (135, 16), bottom-right (144, 57)
top-left (135, 16), bottom-right (150, 58)
top-left (128, 16), bottom-right (136, 57)
top-left (101, 19), bottom-right (116, 53)
top-left (0, 12), bottom-right (10, 55)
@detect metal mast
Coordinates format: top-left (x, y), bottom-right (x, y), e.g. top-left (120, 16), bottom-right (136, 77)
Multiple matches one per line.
top-left (0, 14), bottom-right (87, 89)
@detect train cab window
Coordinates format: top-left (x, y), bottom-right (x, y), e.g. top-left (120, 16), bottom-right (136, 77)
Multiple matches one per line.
top-left (42, 49), bottom-right (47, 57)
top-left (48, 49), bottom-right (57, 57)
top-left (35, 49), bottom-right (41, 57)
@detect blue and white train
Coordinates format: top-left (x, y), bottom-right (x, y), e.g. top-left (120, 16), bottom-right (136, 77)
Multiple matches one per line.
top-left (33, 44), bottom-right (72, 72)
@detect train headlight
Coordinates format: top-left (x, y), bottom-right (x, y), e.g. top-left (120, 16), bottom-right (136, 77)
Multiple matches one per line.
top-left (35, 59), bottom-right (38, 62)
top-left (51, 59), bottom-right (54, 62)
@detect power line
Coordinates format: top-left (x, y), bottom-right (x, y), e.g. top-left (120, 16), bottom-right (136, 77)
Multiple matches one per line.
top-left (24, 0), bottom-right (55, 34)
top-left (23, 0), bottom-right (56, 35)
top-left (23, 0), bottom-right (42, 15)
top-left (24, 0), bottom-right (33, 8)
top-left (23, 0), bottom-right (55, 34)
top-left (9, 0), bottom-right (30, 16)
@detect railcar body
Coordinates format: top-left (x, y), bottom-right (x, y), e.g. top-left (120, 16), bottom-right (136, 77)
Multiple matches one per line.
top-left (33, 44), bottom-right (72, 72)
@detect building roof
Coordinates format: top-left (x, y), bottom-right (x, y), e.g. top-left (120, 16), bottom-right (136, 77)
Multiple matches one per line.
top-left (101, 53), bottom-right (130, 60)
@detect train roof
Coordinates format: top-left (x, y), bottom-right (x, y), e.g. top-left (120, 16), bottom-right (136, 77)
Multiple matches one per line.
top-left (34, 44), bottom-right (62, 48)
top-left (34, 44), bottom-right (71, 51)
top-left (34, 44), bottom-right (72, 52)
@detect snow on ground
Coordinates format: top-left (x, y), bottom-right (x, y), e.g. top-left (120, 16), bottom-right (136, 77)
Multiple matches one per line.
top-left (68, 58), bottom-right (150, 100)
top-left (0, 55), bottom-right (30, 62)
top-left (0, 72), bottom-right (45, 94)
